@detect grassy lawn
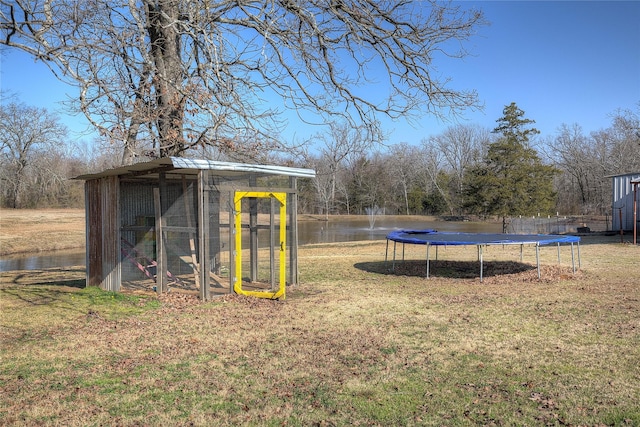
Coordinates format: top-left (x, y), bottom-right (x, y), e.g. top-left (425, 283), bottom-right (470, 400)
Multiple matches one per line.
top-left (1, 237), bottom-right (639, 426)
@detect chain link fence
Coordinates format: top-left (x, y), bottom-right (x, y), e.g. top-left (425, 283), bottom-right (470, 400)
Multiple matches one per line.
top-left (507, 215), bottom-right (611, 234)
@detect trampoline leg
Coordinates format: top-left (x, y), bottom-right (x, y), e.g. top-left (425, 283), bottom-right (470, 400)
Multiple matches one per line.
top-left (402, 243), bottom-right (405, 261)
top-left (435, 245), bottom-right (438, 261)
top-left (479, 245), bottom-right (483, 282)
top-left (392, 241), bottom-right (397, 271)
top-left (385, 239), bottom-right (389, 262)
top-left (571, 242), bottom-right (576, 273)
top-left (536, 244), bottom-right (541, 279)
top-left (557, 242), bottom-right (561, 265)
top-left (426, 244), bottom-right (430, 279)
top-left (520, 244), bottom-right (523, 262)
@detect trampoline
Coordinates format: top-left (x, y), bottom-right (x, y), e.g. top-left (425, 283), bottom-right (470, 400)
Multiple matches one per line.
top-left (385, 230), bottom-right (581, 281)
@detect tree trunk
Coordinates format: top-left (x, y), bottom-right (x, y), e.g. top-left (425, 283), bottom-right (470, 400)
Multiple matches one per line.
top-left (121, 66), bottom-right (153, 164)
top-left (146, 0), bottom-right (186, 158)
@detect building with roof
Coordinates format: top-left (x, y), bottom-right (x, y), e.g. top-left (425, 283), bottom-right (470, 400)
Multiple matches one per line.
top-left (608, 172), bottom-right (640, 243)
top-left (75, 157), bottom-right (316, 300)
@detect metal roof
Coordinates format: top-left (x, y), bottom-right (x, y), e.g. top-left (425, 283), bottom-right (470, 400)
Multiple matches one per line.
top-left (604, 172), bottom-right (640, 179)
top-left (74, 157), bottom-right (316, 180)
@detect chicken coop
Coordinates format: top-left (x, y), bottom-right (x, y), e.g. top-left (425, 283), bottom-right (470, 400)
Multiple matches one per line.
top-left (75, 157), bottom-right (316, 300)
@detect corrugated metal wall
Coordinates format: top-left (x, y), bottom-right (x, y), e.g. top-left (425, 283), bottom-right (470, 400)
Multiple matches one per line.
top-left (85, 179), bottom-right (102, 287)
top-left (612, 173), bottom-right (640, 230)
top-left (101, 176), bottom-right (120, 291)
top-left (85, 176), bottom-right (120, 291)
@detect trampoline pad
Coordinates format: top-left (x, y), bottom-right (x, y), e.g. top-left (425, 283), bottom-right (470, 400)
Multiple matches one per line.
top-left (386, 229), bottom-right (580, 246)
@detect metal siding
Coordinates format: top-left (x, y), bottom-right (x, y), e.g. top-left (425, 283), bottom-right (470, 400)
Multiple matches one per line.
top-left (611, 173), bottom-right (640, 230)
top-left (120, 182), bottom-right (156, 228)
top-left (101, 176), bottom-right (121, 291)
top-left (85, 180), bottom-right (103, 287)
top-left (84, 176), bottom-right (120, 290)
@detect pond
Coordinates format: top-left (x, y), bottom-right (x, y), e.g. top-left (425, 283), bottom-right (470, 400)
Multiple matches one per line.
top-left (0, 249), bottom-right (87, 272)
top-left (0, 216), bottom-right (501, 272)
top-left (296, 216), bottom-right (501, 245)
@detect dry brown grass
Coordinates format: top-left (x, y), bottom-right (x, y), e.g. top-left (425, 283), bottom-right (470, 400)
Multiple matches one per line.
top-left (1, 211), bottom-right (639, 426)
top-left (0, 208), bottom-right (86, 256)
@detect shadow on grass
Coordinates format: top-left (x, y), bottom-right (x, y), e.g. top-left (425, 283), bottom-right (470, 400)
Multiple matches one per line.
top-left (0, 286), bottom-right (82, 307)
top-left (354, 259), bottom-right (536, 279)
top-left (12, 275), bottom-right (86, 288)
top-left (0, 266), bottom-right (90, 313)
top-left (0, 267), bottom-right (85, 287)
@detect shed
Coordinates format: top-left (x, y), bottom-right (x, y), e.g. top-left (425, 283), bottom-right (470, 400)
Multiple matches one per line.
top-left (75, 157), bottom-right (316, 300)
top-left (608, 172), bottom-right (640, 234)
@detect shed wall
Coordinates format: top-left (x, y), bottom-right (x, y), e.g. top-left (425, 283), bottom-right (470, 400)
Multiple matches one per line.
top-left (85, 176), bottom-right (120, 291)
top-left (611, 173), bottom-right (640, 230)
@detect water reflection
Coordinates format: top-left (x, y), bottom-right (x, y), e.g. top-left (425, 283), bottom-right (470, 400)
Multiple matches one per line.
top-left (0, 216), bottom-right (501, 271)
top-left (0, 249), bottom-right (86, 272)
top-left (297, 217), bottom-right (501, 245)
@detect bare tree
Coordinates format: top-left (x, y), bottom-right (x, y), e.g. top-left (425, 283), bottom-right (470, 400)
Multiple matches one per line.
top-left (415, 141), bottom-right (453, 215)
top-left (428, 124), bottom-right (487, 185)
top-left (306, 152), bottom-right (335, 217)
top-left (547, 124), bottom-right (586, 212)
top-left (303, 121), bottom-right (371, 217)
top-left (550, 108), bottom-right (640, 215)
top-left (345, 151), bottom-right (391, 214)
top-left (1, 0), bottom-right (485, 164)
top-left (387, 142), bottom-right (420, 215)
top-left (606, 107), bottom-right (640, 174)
top-left (0, 102), bottom-right (68, 208)
top-left (424, 123), bottom-right (488, 212)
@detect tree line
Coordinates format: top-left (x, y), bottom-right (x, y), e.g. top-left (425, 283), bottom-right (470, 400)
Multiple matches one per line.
top-left (2, 100), bottom-right (638, 221)
top-left (298, 103), bottom-right (640, 222)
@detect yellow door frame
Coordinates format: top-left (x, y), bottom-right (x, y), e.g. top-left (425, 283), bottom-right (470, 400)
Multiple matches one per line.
top-left (233, 191), bottom-right (287, 299)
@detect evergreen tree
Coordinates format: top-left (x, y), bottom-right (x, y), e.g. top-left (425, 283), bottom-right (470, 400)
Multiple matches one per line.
top-left (463, 103), bottom-right (557, 231)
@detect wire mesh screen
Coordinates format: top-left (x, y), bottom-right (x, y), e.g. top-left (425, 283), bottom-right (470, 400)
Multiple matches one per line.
top-left (119, 179), bottom-right (203, 292)
top-left (119, 181), bottom-right (159, 291)
top-left (507, 215), bottom-right (609, 234)
top-left (234, 195), bottom-right (286, 294)
top-left (117, 173), bottom-right (291, 296)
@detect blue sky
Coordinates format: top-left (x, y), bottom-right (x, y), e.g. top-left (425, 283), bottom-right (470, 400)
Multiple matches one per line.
top-left (1, 1), bottom-right (639, 148)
